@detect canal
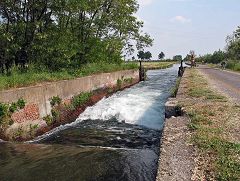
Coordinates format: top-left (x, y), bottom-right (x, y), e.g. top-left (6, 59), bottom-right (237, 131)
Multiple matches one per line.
top-left (0, 64), bottom-right (179, 181)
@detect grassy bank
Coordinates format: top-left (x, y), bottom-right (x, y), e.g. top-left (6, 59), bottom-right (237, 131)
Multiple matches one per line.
top-left (140, 62), bottom-right (175, 70)
top-left (179, 69), bottom-right (240, 180)
top-left (0, 62), bottom-right (138, 91)
top-left (207, 60), bottom-right (240, 72)
top-left (226, 60), bottom-right (240, 72)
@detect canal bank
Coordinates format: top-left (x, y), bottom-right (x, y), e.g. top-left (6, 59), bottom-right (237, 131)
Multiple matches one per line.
top-left (0, 70), bottom-right (139, 141)
top-left (0, 65), bottom-right (179, 181)
top-left (156, 68), bottom-right (196, 181)
top-left (156, 67), bottom-right (240, 180)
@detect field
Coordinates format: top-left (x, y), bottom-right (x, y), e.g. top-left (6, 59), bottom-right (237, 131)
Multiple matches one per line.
top-left (139, 61), bottom-right (175, 70)
top-left (0, 62), bottom-right (138, 91)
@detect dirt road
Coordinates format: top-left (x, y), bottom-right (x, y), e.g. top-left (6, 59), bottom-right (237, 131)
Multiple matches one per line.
top-left (199, 66), bottom-right (240, 103)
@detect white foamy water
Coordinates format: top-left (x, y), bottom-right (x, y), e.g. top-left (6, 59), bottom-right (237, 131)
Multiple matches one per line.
top-left (30, 65), bottom-right (179, 142)
top-left (76, 64), bottom-right (179, 129)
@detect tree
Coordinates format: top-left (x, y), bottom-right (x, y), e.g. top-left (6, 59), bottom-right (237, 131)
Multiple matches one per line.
top-left (0, 0), bottom-right (154, 72)
top-left (173, 55), bottom-right (182, 61)
top-left (183, 54), bottom-right (190, 62)
top-left (137, 51), bottom-right (145, 60)
top-left (158, 52), bottom-right (165, 60)
top-left (144, 51), bottom-right (152, 60)
top-left (226, 26), bottom-right (240, 60)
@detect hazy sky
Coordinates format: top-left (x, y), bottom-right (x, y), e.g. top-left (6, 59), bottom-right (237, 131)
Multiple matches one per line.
top-left (136, 0), bottom-right (240, 59)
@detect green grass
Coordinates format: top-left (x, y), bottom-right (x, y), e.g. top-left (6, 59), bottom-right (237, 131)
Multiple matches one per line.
top-left (187, 70), bottom-right (226, 101)
top-left (0, 62), bottom-right (138, 91)
top-left (226, 60), bottom-right (240, 72)
top-left (184, 69), bottom-right (240, 180)
top-left (191, 125), bottom-right (240, 180)
top-left (140, 62), bottom-right (175, 70)
top-left (208, 60), bottom-right (240, 72)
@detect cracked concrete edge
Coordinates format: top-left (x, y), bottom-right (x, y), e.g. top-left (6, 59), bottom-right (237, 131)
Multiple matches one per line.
top-left (156, 69), bottom-right (197, 181)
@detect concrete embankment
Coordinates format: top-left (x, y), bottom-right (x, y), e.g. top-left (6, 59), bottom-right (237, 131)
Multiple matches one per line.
top-left (0, 69), bottom-right (139, 141)
top-left (0, 70), bottom-right (138, 118)
top-left (156, 69), bottom-right (195, 181)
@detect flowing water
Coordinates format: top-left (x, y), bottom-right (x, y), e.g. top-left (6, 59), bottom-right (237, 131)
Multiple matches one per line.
top-left (0, 64), bottom-right (179, 181)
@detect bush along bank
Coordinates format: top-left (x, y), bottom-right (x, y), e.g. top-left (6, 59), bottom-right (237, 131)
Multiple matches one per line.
top-left (0, 77), bottom-right (138, 142)
top-left (0, 98), bottom-right (26, 140)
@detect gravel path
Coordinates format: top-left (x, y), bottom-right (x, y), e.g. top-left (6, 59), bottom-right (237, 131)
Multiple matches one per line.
top-left (156, 70), bottom-right (196, 181)
top-left (156, 116), bottom-right (195, 181)
top-left (199, 66), bottom-right (240, 103)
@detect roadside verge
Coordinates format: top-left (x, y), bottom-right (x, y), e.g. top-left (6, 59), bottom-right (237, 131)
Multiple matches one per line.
top-left (157, 68), bottom-right (240, 180)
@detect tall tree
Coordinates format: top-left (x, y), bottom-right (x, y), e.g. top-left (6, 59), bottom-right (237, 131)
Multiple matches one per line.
top-left (226, 26), bottom-right (240, 60)
top-left (137, 50), bottom-right (145, 60)
top-left (158, 52), bottom-right (165, 60)
top-left (173, 55), bottom-right (182, 61)
top-left (0, 0), bottom-right (153, 72)
top-left (144, 51), bottom-right (152, 60)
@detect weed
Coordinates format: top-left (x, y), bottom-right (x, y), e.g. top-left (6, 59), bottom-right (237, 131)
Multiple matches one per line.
top-left (8, 119), bottom-right (14, 125)
top-left (9, 103), bottom-right (18, 113)
top-left (51, 109), bottom-right (60, 120)
top-left (72, 92), bottom-right (92, 108)
top-left (206, 94), bottom-right (226, 101)
top-left (43, 115), bottom-right (54, 126)
top-left (50, 96), bottom-right (62, 107)
top-left (123, 77), bottom-right (133, 84)
top-left (107, 88), bottom-right (114, 94)
top-left (15, 126), bottom-right (24, 138)
top-left (117, 79), bottom-right (122, 89)
top-left (29, 124), bottom-right (39, 137)
top-left (17, 98), bottom-right (26, 109)
top-left (0, 103), bottom-right (8, 120)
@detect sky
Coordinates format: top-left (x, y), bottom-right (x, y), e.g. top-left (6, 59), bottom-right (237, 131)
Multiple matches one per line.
top-left (136, 0), bottom-right (240, 59)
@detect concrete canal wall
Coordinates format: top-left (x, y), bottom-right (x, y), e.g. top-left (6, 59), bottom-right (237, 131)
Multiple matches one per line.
top-left (0, 70), bottom-right (139, 122)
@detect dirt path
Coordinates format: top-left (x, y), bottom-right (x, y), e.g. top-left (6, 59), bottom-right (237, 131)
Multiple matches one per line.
top-left (198, 66), bottom-right (240, 103)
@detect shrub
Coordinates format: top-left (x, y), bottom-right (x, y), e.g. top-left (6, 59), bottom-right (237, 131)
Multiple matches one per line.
top-left (0, 103), bottom-right (8, 121)
top-left (17, 98), bottom-right (26, 109)
top-left (117, 79), bottom-right (122, 89)
top-left (72, 92), bottom-right (92, 108)
top-left (14, 126), bottom-right (24, 138)
top-left (124, 78), bottom-right (133, 84)
top-left (9, 103), bottom-right (18, 113)
top-left (29, 124), bottom-right (39, 136)
top-left (8, 119), bottom-right (14, 125)
top-left (50, 96), bottom-right (62, 107)
top-left (51, 109), bottom-right (60, 120)
top-left (226, 60), bottom-right (240, 71)
top-left (43, 115), bottom-right (54, 126)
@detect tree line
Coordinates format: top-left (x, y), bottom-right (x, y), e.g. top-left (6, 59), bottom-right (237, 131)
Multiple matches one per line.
top-left (132, 50), bottom-right (166, 61)
top-left (196, 26), bottom-right (240, 70)
top-left (0, 0), bottom-right (153, 74)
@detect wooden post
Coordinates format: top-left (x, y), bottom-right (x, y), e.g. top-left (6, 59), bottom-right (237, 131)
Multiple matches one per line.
top-left (139, 60), bottom-right (145, 81)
